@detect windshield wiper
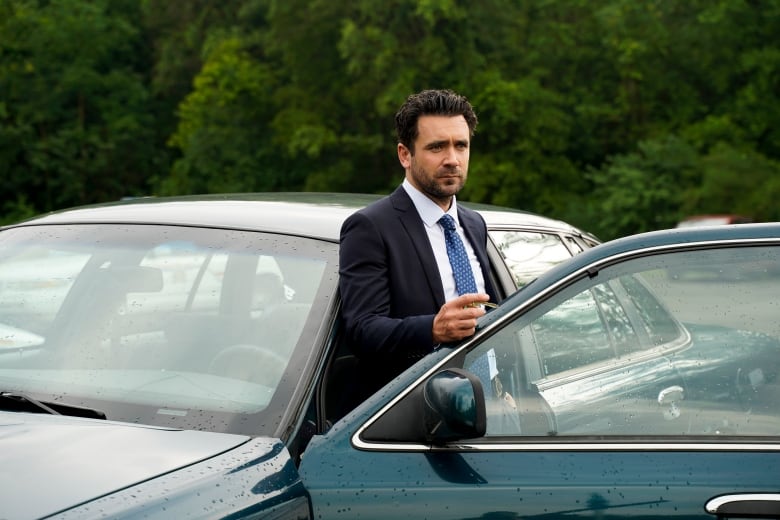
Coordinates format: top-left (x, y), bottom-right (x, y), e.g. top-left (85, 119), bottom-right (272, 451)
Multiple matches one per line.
top-left (0, 391), bottom-right (106, 419)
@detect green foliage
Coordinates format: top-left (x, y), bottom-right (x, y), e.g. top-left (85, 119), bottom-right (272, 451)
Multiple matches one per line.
top-left (696, 144), bottom-right (780, 222)
top-left (139, 0), bottom-right (238, 155)
top-left (163, 36), bottom-right (285, 194)
top-left (585, 136), bottom-right (699, 240)
top-left (467, 75), bottom-right (580, 216)
top-left (0, 195), bottom-right (36, 225)
top-left (1, 0), bottom-right (778, 237)
top-left (0, 0), bottom-right (156, 214)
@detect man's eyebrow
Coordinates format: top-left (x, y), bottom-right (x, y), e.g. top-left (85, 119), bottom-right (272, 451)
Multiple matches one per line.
top-left (423, 139), bottom-right (469, 149)
top-left (423, 139), bottom-right (448, 149)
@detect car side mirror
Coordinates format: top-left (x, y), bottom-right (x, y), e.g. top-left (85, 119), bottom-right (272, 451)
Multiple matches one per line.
top-left (423, 368), bottom-right (487, 443)
top-left (360, 368), bottom-right (486, 445)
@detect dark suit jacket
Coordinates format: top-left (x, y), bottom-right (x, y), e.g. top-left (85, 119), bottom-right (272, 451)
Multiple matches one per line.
top-left (338, 186), bottom-right (500, 395)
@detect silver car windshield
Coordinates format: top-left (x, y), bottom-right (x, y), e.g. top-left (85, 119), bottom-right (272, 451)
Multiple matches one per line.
top-left (0, 224), bottom-right (338, 436)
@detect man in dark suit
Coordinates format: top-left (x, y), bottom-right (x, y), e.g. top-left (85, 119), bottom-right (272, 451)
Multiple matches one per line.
top-left (339, 89), bottom-right (500, 400)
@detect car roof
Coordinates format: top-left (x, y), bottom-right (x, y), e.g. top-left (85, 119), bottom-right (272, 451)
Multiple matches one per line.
top-left (6, 192), bottom-right (594, 242)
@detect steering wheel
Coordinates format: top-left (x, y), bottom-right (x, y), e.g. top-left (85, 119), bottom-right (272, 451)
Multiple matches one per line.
top-left (208, 344), bottom-right (288, 385)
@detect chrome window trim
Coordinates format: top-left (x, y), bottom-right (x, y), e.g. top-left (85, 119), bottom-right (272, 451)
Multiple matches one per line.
top-left (352, 439), bottom-right (780, 452)
top-left (706, 493), bottom-right (780, 514)
top-left (352, 237), bottom-right (780, 451)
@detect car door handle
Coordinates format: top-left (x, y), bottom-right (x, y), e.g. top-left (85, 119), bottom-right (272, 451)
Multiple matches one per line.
top-left (657, 385), bottom-right (683, 420)
top-left (657, 385), bottom-right (683, 404)
top-left (705, 493), bottom-right (780, 518)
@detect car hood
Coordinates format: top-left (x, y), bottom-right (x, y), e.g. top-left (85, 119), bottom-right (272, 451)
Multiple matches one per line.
top-left (0, 411), bottom-right (253, 519)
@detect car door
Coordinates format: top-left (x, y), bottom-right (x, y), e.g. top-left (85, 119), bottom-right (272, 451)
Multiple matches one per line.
top-left (301, 233), bottom-right (780, 519)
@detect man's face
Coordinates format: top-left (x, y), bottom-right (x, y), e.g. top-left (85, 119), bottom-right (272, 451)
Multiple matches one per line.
top-left (398, 115), bottom-right (471, 209)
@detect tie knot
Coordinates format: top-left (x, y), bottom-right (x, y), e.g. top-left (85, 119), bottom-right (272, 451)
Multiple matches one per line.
top-left (439, 214), bottom-right (457, 231)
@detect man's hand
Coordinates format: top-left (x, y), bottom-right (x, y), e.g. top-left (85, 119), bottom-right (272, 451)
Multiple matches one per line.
top-left (432, 293), bottom-right (491, 344)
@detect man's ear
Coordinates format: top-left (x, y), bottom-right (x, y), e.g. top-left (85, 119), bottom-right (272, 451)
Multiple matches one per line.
top-left (397, 143), bottom-right (412, 168)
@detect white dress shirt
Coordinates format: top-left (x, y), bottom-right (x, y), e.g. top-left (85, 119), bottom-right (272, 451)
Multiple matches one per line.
top-left (402, 179), bottom-right (486, 301)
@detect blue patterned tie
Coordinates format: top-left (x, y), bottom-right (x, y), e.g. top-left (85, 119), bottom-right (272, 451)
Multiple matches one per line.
top-left (439, 214), bottom-right (477, 295)
top-left (468, 348), bottom-right (494, 396)
top-left (441, 215), bottom-right (494, 399)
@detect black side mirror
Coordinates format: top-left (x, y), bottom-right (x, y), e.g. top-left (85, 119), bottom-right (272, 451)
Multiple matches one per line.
top-left (360, 368), bottom-right (486, 444)
top-left (423, 368), bottom-right (486, 443)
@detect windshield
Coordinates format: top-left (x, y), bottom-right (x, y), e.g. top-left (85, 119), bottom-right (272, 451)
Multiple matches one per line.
top-left (0, 223), bottom-right (338, 436)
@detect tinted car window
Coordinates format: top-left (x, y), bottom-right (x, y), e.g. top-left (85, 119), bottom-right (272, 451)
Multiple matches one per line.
top-left (464, 245), bottom-right (780, 437)
top-left (0, 224), bottom-right (339, 436)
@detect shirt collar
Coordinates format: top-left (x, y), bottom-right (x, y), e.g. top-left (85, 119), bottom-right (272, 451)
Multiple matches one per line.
top-left (402, 179), bottom-right (459, 227)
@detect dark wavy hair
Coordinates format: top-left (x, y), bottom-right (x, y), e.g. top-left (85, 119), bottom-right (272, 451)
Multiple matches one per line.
top-left (394, 89), bottom-right (478, 153)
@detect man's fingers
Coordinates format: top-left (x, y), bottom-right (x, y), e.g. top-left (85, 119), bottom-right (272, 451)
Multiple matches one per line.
top-left (433, 294), bottom-right (492, 343)
top-left (451, 293), bottom-right (489, 305)
top-left (456, 319), bottom-right (478, 333)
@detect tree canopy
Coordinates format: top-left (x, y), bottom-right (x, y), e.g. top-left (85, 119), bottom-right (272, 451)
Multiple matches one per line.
top-left (1, 0), bottom-right (778, 239)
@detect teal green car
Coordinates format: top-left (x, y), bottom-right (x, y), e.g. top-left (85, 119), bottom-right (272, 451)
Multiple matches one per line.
top-left (0, 194), bottom-right (778, 519)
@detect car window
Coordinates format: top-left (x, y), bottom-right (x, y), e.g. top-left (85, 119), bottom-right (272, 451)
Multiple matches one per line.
top-left (489, 230), bottom-right (575, 287)
top-left (0, 224), bottom-right (339, 436)
top-left (464, 244), bottom-right (780, 438)
top-left (565, 236), bottom-right (584, 253)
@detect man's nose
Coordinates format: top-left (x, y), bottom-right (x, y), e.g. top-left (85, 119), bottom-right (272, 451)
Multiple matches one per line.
top-left (442, 146), bottom-right (460, 164)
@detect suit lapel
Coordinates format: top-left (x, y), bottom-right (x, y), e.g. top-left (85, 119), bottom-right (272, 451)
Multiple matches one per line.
top-left (390, 188), bottom-right (446, 306)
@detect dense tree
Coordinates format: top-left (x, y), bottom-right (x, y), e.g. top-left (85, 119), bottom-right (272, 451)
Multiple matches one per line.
top-left (162, 35), bottom-right (285, 194)
top-left (587, 136), bottom-right (700, 237)
top-left (140, 0), bottom-right (247, 186)
top-left (0, 0), bottom-right (156, 221)
top-left (1, 0), bottom-right (778, 238)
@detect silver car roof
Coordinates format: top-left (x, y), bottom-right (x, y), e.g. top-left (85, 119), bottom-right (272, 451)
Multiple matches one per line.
top-left (7, 192), bottom-right (594, 243)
